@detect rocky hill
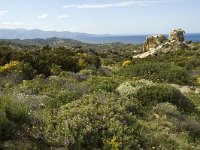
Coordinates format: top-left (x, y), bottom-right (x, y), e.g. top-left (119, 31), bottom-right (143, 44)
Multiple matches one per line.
top-left (134, 29), bottom-right (196, 58)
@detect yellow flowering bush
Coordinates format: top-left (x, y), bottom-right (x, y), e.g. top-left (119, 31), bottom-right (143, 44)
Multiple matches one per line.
top-left (77, 52), bottom-right (100, 69)
top-left (50, 64), bottom-right (62, 75)
top-left (0, 61), bottom-right (35, 82)
top-left (0, 61), bottom-right (20, 74)
top-left (78, 58), bottom-right (88, 68)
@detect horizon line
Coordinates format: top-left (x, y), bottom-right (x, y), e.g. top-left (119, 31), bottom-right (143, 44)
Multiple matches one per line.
top-left (0, 28), bottom-right (199, 36)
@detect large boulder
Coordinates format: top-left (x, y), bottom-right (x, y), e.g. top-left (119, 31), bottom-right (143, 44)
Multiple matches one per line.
top-left (143, 34), bottom-right (167, 52)
top-left (134, 29), bottom-right (190, 58)
top-left (169, 29), bottom-right (185, 42)
top-left (142, 29), bottom-right (186, 53)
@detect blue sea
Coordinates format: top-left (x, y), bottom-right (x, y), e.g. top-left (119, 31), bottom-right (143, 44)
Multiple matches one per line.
top-left (78, 33), bottom-right (200, 44)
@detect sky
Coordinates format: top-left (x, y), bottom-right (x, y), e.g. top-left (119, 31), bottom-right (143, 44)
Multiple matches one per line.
top-left (0, 0), bottom-right (199, 35)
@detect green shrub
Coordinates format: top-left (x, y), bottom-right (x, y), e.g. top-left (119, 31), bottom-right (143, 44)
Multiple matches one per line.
top-left (0, 46), bottom-right (101, 76)
top-left (0, 61), bottom-right (35, 85)
top-left (45, 90), bottom-right (78, 110)
top-left (45, 91), bottom-right (148, 149)
top-left (19, 76), bottom-right (46, 95)
top-left (1, 140), bottom-right (50, 150)
top-left (153, 102), bottom-right (179, 115)
top-left (157, 103), bottom-right (200, 141)
top-left (118, 62), bottom-right (195, 85)
top-left (79, 69), bottom-right (96, 76)
top-left (50, 64), bottom-right (62, 76)
top-left (77, 52), bottom-right (100, 69)
top-left (0, 97), bottom-right (30, 141)
top-left (84, 76), bottom-right (119, 92)
top-left (178, 118), bottom-right (200, 140)
top-left (185, 92), bottom-right (200, 109)
top-left (185, 57), bottom-right (200, 71)
top-left (136, 84), bottom-right (195, 112)
top-left (97, 66), bottom-right (112, 76)
top-left (116, 79), bottom-right (155, 96)
top-left (0, 108), bottom-right (10, 141)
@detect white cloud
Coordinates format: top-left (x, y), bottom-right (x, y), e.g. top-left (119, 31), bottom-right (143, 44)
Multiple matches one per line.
top-left (63, 2), bottom-right (138, 9)
top-left (57, 14), bottom-right (70, 19)
top-left (67, 27), bottom-right (76, 31)
top-left (0, 22), bottom-right (44, 29)
top-left (1, 22), bottom-right (25, 26)
top-left (63, 0), bottom-right (184, 9)
top-left (0, 11), bottom-right (8, 16)
top-left (38, 13), bottom-right (48, 19)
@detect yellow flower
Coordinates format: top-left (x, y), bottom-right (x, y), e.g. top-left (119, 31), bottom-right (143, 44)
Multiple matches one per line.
top-left (0, 61), bottom-right (20, 73)
top-left (22, 80), bottom-right (30, 88)
top-left (197, 77), bottom-right (200, 85)
top-left (110, 136), bottom-right (119, 148)
top-left (122, 60), bottom-right (131, 66)
top-left (102, 136), bottom-right (120, 149)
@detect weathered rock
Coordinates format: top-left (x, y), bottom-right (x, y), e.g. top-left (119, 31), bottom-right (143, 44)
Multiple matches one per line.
top-left (134, 29), bottom-right (191, 58)
top-left (133, 48), bottom-right (157, 58)
top-left (142, 29), bottom-right (186, 53)
top-left (143, 34), bottom-right (167, 52)
top-left (169, 29), bottom-right (185, 42)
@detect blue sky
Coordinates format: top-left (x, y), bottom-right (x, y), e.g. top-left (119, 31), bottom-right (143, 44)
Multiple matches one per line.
top-left (0, 0), bottom-right (199, 35)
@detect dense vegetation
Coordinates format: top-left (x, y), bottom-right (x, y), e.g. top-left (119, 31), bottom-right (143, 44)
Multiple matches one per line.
top-left (1, 40), bottom-right (200, 149)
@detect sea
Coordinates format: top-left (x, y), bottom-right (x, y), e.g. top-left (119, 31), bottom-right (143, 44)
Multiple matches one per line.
top-left (78, 33), bottom-right (200, 44)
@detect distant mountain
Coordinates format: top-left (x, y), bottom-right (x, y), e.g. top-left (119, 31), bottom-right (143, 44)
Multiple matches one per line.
top-left (0, 29), bottom-right (199, 44)
top-left (0, 28), bottom-right (142, 44)
top-left (2, 37), bottom-right (84, 47)
top-left (0, 28), bottom-right (105, 40)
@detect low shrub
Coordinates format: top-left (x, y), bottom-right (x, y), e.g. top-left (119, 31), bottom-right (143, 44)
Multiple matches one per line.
top-left (50, 64), bottom-right (62, 76)
top-left (84, 76), bottom-right (119, 92)
top-left (0, 97), bottom-right (30, 141)
top-left (116, 79), bottom-right (154, 96)
top-left (154, 102), bottom-right (179, 114)
top-left (118, 62), bottom-right (195, 85)
top-left (45, 91), bottom-right (148, 149)
top-left (45, 90), bottom-right (78, 110)
top-left (0, 61), bottom-right (35, 84)
top-left (185, 92), bottom-right (200, 110)
top-left (136, 84), bottom-right (195, 112)
top-left (185, 57), bottom-right (200, 71)
top-left (19, 76), bottom-right (47, 95)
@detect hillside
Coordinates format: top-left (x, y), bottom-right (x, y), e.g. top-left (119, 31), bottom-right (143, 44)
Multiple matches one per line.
top-left (1, 38), bottom-right (84, 47)
top-left (1, 33), bottom-right (200, 149)
top-left (0, 29), bottom-right (101, 40)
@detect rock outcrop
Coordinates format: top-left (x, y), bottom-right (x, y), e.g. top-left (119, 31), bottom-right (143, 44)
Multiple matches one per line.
top-left (134, 29), bottom-right (190, 58)
top-left (143, 35), bottom-right (166, 52)
top-left (169, 29), bottom-right (185, 42)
